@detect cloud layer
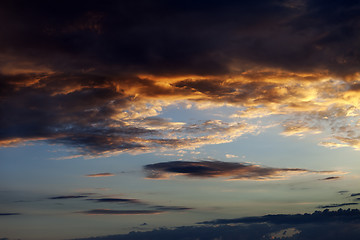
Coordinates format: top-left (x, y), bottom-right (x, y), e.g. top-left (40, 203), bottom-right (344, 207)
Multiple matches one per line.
top-left (2, 0), bottom-right (360, 156)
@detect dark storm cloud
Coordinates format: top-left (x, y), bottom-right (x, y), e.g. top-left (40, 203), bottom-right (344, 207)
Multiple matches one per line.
top-left (199, 208), bottom-right (360, 225)
top-left (49, 195), bottom-right (88, 200)
top-left (79, 209), bottom-right (163, 215)
top-left (0, 212), bottom-right (20, 216)
top-left (2, 0), bottom-right (360, 155)
top-left (2, 0), bottom-right (360, 77)
top-left (351, 193), bottom-right (360, 197)
top-left (317, 203), bottom-right (359, 209)
top-left (144, 160), bottom-right (332, 180)
top-left (72, 209), bottom-right (360, 240)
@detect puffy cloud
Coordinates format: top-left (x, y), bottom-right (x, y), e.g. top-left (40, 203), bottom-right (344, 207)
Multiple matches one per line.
top-left (2, 0), bottom-right (360, 156)
top-left (144, 160), bottom-right (335, 180)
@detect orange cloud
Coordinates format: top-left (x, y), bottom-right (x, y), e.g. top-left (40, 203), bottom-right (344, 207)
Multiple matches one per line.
top-left (85, 173), bottom-right (115, 177)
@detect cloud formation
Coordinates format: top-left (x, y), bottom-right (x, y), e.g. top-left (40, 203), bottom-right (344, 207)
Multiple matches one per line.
top-left (318, 176), bottom-right (342, 181)
top-left (79, 209), bottom-right (163, 215)
top-left (144, 160), bottom-right (335, 180)
top-left (49, 195), bottom-right (88, 200)
top-left (199, 208), bottom-right (360, 225)
top-left (73, 209), bottom-right (360, 240)
top-left (0, 213), bottom-right (20, 216)
top-left (85, 173), bottom-right (115, 177)
top-left (2, 0), bottom-right (360, 156)
top-left (317, 203), bottom-right (359, 209)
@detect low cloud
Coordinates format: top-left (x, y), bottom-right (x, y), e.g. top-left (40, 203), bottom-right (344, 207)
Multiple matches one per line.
top-left (144, 160), bottom-right (335, 180)
top-left (79, 209), bottom-right (163, 215)
top-left (350, 193), bottom-right (360, 197)
top-left (317, 203), bottom-right (359, 209)
top-left (72, 209), bottom-right (360, 240)
top-left (199, 209), bottom-right (360, 225)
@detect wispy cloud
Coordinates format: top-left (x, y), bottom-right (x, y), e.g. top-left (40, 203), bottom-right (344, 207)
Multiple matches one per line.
top-left (317, 203), bottom-right (359, 209)
top-left (79, 209), bottom-right (163, 215)
top-left (49, 195), bottom-right (88, 200)
top-left (144, 160), bottom-right (335, 180)
top-left (85, 173), bottom-right (115, 177)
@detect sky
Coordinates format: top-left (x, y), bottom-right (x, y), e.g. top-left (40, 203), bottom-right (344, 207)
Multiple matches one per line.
top-left (1, 0), bottom-right (360, 239)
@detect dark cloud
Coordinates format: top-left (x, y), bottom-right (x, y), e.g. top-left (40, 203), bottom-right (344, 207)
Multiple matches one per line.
top-left (317, 203), bottom-right (359, 209)
top-left (0, 213), bottom-right (20, 216)
top-left (49, 195), bottom-right (88, 200)
top-left (2, 0), bottom-right (360, 155)
top-left (79, 209), bottom-right (163, 215)
top-left (351, 193), bottom-right (360, 197)
top-left (318, 176), bottom-right (342, 181)
top-left (144, 160), bottom-right (333, 180)
top-left (71, 209), bottom-right (360, 240)
top-left (153, 206), bottom-right (193, 211)
top-left (199, 208), bottom-right (360, 225)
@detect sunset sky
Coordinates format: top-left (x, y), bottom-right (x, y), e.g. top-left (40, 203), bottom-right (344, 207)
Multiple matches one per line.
top-left (1, 1), bottom-right (360, 239)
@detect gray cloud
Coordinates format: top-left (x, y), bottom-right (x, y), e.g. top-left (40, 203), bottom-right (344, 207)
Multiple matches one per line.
top-left (144, 160), bottom-right (333, 180)
top-left (318, 176), bottom-right (342, 181)
top-left (317, 203), bottom-right (359, 209)
top-left (49, 195), bottom-right (88, 200)
top-left (0, 213), bottom-right (21, 216)
top-left (79, 209), bottom-right (163, 215)
top-left (2, 0), bottom-right (360, 156)
top-left (199, 208), bottom-right (360, 225)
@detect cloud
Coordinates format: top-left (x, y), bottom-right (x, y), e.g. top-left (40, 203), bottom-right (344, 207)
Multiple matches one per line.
top-left (79, 209), bottom-right (163, 215)
top-left (0, 213), bottom-right (20, 216)
top-left (71, 209), bottom-right (360, 240)
top-left (199, 208), bottom-right (360, 225)
top-left (87, 198), bottom-right (142, 204)
top-left (351, 193), bottom-right (360, 197)
top-left (144, 160), bottom-right (335, 180)
top-left (49, 195), bottom-right (88, 200)
top-left (153, 206), bottom-right (193, 211)
top-left (1, 0), bottom-right (360, 156)
top-left (317, 203), bottom-right (359, 209)
top-left (318, 176), bottom-right (342, 181)
top-left (85, 173), bottom-right (115, 177)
